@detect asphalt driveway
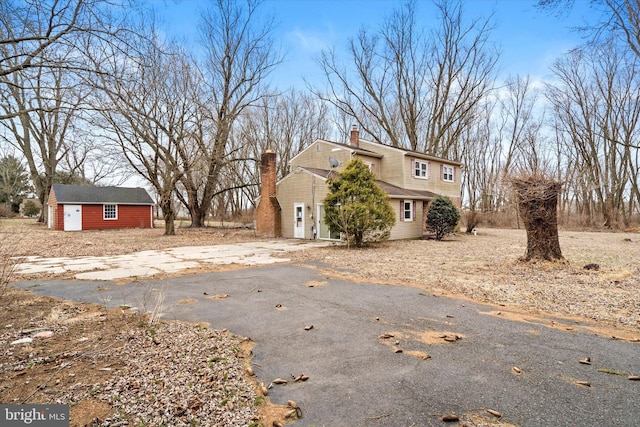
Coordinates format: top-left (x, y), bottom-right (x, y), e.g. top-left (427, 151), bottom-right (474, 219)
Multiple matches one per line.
top-left (16, 262), bottom-right (640, 426)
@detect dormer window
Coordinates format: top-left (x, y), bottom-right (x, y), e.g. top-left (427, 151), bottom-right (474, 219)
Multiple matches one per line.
top-left (414, 160), bottom-right (429, 179)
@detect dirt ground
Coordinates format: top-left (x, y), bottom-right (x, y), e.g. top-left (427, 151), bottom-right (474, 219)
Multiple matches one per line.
top-left (1, 218), bottom-right (639, 426)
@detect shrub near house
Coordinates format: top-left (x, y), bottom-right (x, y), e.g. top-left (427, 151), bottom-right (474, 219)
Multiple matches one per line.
top-left (427, 196), bottom-right (461, 240)
top-left (324, 159), bottom-right (395, 248)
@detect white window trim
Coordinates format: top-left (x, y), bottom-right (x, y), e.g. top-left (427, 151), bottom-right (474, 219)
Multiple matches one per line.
top-left (403, 200), bottom-right (414, 222)
top-left (442, 165), bottom-right (454, 182)
top-left (413, 160), bottom-right (429, 179)
top-left (103, 204), bottom-right (118, 220)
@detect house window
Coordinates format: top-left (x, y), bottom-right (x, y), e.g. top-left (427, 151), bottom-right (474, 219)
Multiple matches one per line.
top-left (402, 200), bottom-right (414, 222)
top-left (414, 160), bottom-right (429, 179)
top-left (442, 165), bottom-right (454, 182)
top-left (104, 204), bottom-right (118, 220)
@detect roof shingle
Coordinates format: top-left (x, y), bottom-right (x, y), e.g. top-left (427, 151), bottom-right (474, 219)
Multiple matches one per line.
top-left (51, 184), bottom-right (154, 205)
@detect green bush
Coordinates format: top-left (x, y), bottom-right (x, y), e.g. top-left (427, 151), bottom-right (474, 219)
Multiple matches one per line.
top-left (426, 196), bottom-right (460, 240)
top-left (324, 159), bottom-right (395, 248)
top-left (22, 200), bottom-right (40, 217)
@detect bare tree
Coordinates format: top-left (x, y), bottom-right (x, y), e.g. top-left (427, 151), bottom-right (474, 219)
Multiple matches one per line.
top-left (0, 0), bottom-right (137, 119)
top-left (459, 99), bottom-right (501, 229)
top-left (179, 0), bottom-right (283, 227)
top-left (0, 47), bottom-right (92, 222)
top-left (538, 0), bottom-right (640, 59)
top-left (314, 0), bottom-right (498, 158)
top-left (0, 0), bottom-right (142, 225)
top-left (460, 75), bottom-right (548, 229)
top-left (224, 89), bottom-right (331, 216)
top-left (496, 75), bottom-right (547, 176)
top-left (92, 32), bottom-right (200, 235)
top-left (605, 0), bottom-right (640, 58)
top-left (546, 41), bottom-right (640, 227)
top-left (0, 0), bottom-right (86, 79)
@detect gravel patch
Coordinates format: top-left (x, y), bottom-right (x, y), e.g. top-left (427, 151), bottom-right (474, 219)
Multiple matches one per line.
top-left (0, 293), bottom-right (262, 426)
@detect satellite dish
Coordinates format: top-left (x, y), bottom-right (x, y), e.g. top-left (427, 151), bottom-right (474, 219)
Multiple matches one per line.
top-left (329, 157), bottom-right (340, 169)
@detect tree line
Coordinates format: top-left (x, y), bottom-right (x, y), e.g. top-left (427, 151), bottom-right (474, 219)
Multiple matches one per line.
top-left (1, 0), bottom-right (639, 234)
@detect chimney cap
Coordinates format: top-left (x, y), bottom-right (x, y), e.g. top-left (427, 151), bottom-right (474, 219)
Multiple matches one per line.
top-left (265, 149), bottom-right (273, 153)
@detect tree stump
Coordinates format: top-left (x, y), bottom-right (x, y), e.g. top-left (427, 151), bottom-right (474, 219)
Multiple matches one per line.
top-left (511, 176), bottom-right (564, 261)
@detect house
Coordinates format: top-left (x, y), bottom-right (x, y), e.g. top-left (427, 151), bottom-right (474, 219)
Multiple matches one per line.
top-left (256, 126), bottom-right (461, 240)
top-left (47, 184), bottom-right (155, 231)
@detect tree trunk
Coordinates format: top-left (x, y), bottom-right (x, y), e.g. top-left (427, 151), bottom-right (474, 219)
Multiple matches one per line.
top-left (158, 198), bottom-right (176, 236)
top-left (512, 177), bottom-right (564, 262)
top-left (163, 213), bottom-right (175, 236)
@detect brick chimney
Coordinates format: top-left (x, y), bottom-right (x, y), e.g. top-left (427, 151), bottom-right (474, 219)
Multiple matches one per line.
top-left (350, 125), bottom-right (359, 147)
top-left (255, 150), bottom-right (281, 237)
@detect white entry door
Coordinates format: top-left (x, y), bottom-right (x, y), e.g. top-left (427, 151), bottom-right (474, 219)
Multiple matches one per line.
top-left (293, 203), bottom-right (305, 238)
top-left (63, 205), bottom-right (82, 231)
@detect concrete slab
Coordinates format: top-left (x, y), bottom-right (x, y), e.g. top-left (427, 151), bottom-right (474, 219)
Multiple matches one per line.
top-left (76, 266), bottom-right (161, 280)
top-left (62, 263), bottom-right (107, 272)
top-left (155, 262), bottom-right (200, 273)
top-left (13, 240), bottom-right (330, 280)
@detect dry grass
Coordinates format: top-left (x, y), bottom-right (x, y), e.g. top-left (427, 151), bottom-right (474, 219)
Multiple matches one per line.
top-left (289, 228), bottom-right (640, 331)
top-left (0, 218), bottom-right (263, 258)
top-left (3, 218), bottom-right (639, 330)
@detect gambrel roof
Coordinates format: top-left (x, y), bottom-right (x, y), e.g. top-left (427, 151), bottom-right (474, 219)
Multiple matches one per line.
top-left (51, 184), bottom-right (154, 205)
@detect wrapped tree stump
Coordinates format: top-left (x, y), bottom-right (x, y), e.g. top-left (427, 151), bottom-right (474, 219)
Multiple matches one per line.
top-left (511, 176), bottom-right (564, 261)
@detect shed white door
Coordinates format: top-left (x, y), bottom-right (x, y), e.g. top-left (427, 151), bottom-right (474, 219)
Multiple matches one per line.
top-left (63, 205), bottom-right (82, 231)
top-left (294, 203), bottom-right (305, 238)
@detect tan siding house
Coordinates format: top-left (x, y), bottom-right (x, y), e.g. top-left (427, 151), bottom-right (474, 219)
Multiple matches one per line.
top-left (255, 126), bottom-right (461, 240)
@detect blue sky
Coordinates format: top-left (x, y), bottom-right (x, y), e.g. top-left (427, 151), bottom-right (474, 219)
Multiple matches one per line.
top-left (158, 0), bottom-right (603, 89)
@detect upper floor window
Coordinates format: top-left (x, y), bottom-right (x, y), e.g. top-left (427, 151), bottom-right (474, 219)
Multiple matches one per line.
top-left (414, 160), bottom-right (429, 179)
top-left (442, 165), bottom-right (455, 182)
top-left (104, 204), bottom-right (118, 220)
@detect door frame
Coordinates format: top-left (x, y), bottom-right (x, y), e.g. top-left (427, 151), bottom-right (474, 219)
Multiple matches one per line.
top-left (293, 202), bottom-right (305, 239)
top-left (47, 205), bottom-right (53, 229)
top-left (63, 204), bottom-right (82, 231)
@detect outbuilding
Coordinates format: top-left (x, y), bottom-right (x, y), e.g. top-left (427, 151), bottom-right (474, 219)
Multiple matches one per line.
top-left (47, 184), bottom-right (154, 231)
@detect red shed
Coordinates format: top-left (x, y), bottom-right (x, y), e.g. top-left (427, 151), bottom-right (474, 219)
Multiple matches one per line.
top-left (47, 184), bottom-right (155, 231)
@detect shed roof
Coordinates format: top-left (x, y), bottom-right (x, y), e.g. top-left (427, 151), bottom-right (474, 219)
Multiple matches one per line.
top-left (51, 184), bottom-right (154, 205)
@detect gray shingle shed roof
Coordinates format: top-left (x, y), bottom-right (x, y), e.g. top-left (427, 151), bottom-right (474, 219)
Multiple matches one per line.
top-left (51, 184), bottom-right (154, 205)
